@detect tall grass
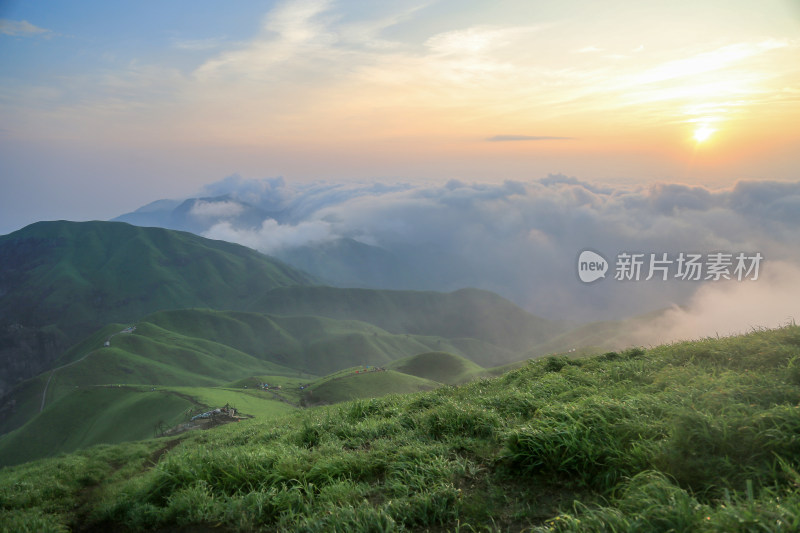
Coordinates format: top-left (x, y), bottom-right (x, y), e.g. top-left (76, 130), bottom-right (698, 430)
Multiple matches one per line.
top-left (2, 325), bottom-right (800, 531)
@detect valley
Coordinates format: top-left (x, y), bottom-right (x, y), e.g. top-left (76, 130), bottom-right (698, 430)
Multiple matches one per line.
top-left (3, 219), bottom-right (795, 531)
top-left (0, 221), bottom-right (577, 467)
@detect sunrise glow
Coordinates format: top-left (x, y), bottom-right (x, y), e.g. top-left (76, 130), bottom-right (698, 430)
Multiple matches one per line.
top-left (693, 126), bottom-right (716, 143)
top-left (1, 0), bottom-right (799, 232)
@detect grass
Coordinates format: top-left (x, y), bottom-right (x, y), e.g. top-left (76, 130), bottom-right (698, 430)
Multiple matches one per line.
top-left (1, 300), bottom-right (540, 458)
top-left (388, 351), bottom-right (486, 384)
top-left (0, 387), bottom-right (194, 467)
top-left (141, 308), bottom-right (516, 375)
top-left (168, 386), bottom-right (296, 419)
top-left (2, 324), bottom-right (800, 531)
top-left (3, 306), bottom-right (518, 466)
top-left (3, 307), bottom-right (490, 440)
top-left (0, 383), bottom-right (298, 468)
top-left (302, 369), bottom-right (440, 405)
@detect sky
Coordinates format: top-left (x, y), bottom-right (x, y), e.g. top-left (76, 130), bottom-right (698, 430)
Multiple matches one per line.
top-left (1, 0), bottom-right (799, 235)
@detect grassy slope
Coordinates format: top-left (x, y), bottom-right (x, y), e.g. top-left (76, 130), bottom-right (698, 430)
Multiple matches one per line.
top-left (4, 326), bottom-right (800, 531)
top-left (387, 351), bottom-right (486, 385)
top-left (224, 375), bottom-right (311, 390)
top-left (0, 220), bottom-right (315, 396)
top-left (252, 285), bottom-right (566, 356)
top-left (1, 306), bottom-right (517, 462)
top-left (169, 386), bottom-right (296, 419)
top-left (0, 375), bottom-right (49, 440)
top-left (0, 313), bottom-right (309, 456)
top-left (0, 387), bottom-right (195, 467)
top-left (137, 308), bottom-right (513, 374)
top-left (303, 369), bottom-right (440, 405)
top-left (3, 305), bottom-right (506, 464)
top-left (0, 220), bottom-right (314, 329)
top-left (3, 319), bottom-right (299, 433)
top-left (0, 384), bottom-right (296, 468)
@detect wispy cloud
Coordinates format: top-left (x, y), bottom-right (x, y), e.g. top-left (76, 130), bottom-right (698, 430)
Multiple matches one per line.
top-left (424, 25), bottom-right (543, 56)
top-left (635, 40), bottom-right (790, 85)
top-left (487, 135), bottom-right (574, 142)
top-left (194, 0), bottom-right (335, 81)
top-left (0, 19), bottom-right (51, 37)
top-left (337, 3), bottom-right (430, 50)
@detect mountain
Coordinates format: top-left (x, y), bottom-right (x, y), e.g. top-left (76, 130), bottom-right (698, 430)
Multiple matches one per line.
top-left (273, 237), bottom-right (428, 290)
top-left (116, 195), bottom-right (432, 292)
top-left (112, 195), bottom-right (272, 235)
top-left (0, 220), bottom-right (315, 396)
top-left (252, 285), bottom-right (567, 358)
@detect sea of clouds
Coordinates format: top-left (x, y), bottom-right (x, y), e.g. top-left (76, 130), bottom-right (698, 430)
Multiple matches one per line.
top-left (189, 174), bottom-right (800, 339)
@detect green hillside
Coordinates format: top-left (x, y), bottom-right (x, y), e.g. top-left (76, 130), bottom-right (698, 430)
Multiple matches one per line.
top-left (388, 351), bottom-right (486, 384)
top-left (253, 285), bottom-right (566, 357)
top-left (0, 315), bottom-right (301, 435)
top-left (0, 220), bottom-right (315, 396)
top-left (0, 384), bottom-right (296, 467)
top-left (302, 368), bottom-right (440, 405)
top-left (0, 220), bottom-right (562, 401)
top-left (133, 308), bottom-right (516, 375)
top-left (1, 305), bottom-right (522, 463)
top-left (0, 387), bottom-right (195, 467)
top-left (3, 325), bottom-right (800, 531)
top-left (169, 386), bottom-right (297, 419)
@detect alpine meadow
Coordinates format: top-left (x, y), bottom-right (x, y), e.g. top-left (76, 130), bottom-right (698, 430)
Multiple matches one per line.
top-left (2, 1), bottom-right (800, 532)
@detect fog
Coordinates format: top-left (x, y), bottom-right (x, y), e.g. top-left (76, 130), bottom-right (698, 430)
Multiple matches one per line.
top-left (116, 174), bottom-right (800, 327)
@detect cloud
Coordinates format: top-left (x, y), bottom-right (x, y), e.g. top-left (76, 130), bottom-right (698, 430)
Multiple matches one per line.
top-left (625, 261), bottom-right (800, 346)
top-left (4, 0), bottom-right (797, 169)
top-left (190, 175), bottom-right (800, 325)
top-left (337, 3), bottom-right (429, 50)
top-left (204, 218), bottom-right (333, 254)
top-left (189, 200), bottom-right (245, 219)
top-left (487, 135), bottom-right (574, 142)
top-left (635, 40), bottom-right (789, 85)
top-left (0, 19), bottom-right (51, 37)
top-left (424, 25), bottom-right (542, 56)
top-left (645, 183), bottom-right (716, 214)
top-left (199, 174), bottom-right (413, 223)
top-left (194, 0), bottom-right (335, 81)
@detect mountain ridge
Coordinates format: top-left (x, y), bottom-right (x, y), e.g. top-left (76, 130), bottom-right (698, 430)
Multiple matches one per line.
top-left (0, 220), bottom-right (316, 396)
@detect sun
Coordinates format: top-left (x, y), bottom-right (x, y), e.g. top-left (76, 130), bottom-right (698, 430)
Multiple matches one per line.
top-left (693, 125), bottom-right (716, 143)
